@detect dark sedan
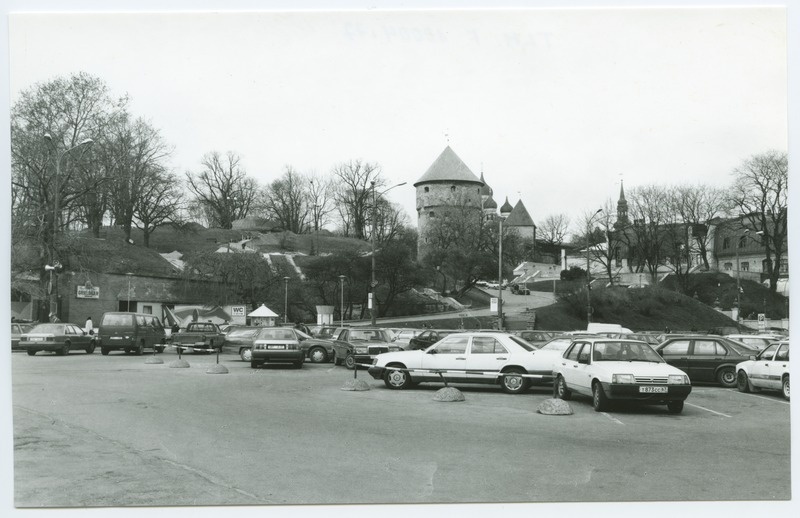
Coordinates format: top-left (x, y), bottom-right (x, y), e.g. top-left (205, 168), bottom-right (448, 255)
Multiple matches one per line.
top-left (294, 329), bottom-right (336, 363)
top-left (223, 326), bottom-right (262, 361)
top-left (407, 329), bottom-right (460, 351)
top-left (655, 335), bottom-right (753, 387)
top-left (331, 328), bottom-right (400, 369)
top-left (20, 323), bottom-right (97, 356)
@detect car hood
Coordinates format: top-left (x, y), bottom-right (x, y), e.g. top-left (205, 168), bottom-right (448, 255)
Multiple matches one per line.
top-left (590, 361), bottom-right (688, 377)
top-left (374, 350), bottom-right (424, 365)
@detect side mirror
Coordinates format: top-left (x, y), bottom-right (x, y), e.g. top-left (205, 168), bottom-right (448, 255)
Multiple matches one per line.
top-left (427, 349), bottom-right (437, 354)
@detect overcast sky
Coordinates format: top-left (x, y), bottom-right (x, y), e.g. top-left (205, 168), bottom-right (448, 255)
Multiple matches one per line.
top-left (6, 3), bottom-right (789, 234)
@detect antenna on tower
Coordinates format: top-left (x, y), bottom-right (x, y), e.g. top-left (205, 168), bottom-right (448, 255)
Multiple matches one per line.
top-left (444, 131), bottom-right (450, 144)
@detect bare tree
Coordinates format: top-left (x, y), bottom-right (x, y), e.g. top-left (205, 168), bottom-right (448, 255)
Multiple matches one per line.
top-left (575, 201), bottom-right (618, 286)
top-left (133, 168), bottom-right (183, 247)
top-left (675, 184), bottom-right (730, 270)
top-left (260, 166), bottom-right (309, 233)
top-left (622, 185), bottom-right (671, 282)
top-left (185, 151), bottom-right (257, 229)
top-left (332, 160), bottom-right (384, 239)
top-left (537, 213), bottom-right (570, 262)
top-left (307, 173), bottom-right (336, 232)
top-left (728, 150), bottom-right (788, 296)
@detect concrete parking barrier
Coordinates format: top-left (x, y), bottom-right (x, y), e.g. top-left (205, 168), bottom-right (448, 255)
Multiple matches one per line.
top-left (341, 359), bottom-right (370, 391)
top-left (206, 350), bottom-right (229, 374)
top-left (144, 345), bottom-right (164, 365)
top-left (167, 344), bottom-right (190, 369)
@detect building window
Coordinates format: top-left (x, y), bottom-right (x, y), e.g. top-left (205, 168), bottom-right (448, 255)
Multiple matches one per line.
top-left (780, 258), bottom-right (788, 274)
top-left (723, 262), bottom-right (733, 270)
top-left (143, 305), bottom-right (153, 314)
top-left (424, 186), bottom-right (429, 193)
top-left (450, 185), bottom-right (456, 192)
top-left (722, 237), bottom-right (730, 250)
top-left (738, 236), bottom-right (746, 248)
top-left (429, 211), bottom-right (435, 218)
top-left (741, 262), bottom-right (749, 272)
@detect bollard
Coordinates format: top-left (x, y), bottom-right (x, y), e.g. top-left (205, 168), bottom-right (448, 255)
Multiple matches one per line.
top-left (145, 344), bottom-right (163, 364)
top-left (432, 372), bottom-right (464, 402)
top-left (206, 349), bottom-right (228, 374)
top-left (168, 345), bottom-right (190, 368)
top-left (341, 360), bottom-right (369, 391)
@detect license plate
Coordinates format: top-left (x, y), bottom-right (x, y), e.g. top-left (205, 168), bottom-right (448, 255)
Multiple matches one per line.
top-left (267, 345), bottom-right (285, 350)
top-left (29, 337), bottom-right (44, 342)
top-left (110, 337), bottom-right (122, 340)
top-left (639, 386), bottom-right (668, 393)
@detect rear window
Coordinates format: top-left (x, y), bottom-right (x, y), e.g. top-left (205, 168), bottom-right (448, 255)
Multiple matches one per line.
top-left (227, 328), bottom-right (259, 338)
top-left (258, 328), bottom-right (297, 340)
top-left (29, 324), bottom-right (65, 334)
top-left (101, 314), bottom-right (134, 326)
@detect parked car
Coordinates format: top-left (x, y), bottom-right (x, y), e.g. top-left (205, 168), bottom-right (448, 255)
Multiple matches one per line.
top-left (250, 327), bottom-right (305, 369)
top-left (407, 329), bottom-right (460, 350)
top-left (314, 325), bottom-right (343, 340)
top-left (11, 322), bottom-right (35, 351)
top-left (526, 337), bottom-right (576, 384)
top-left (724, 334), bottom-right (775, 352)
top-left (172, 322), bottom-right (226, 353)
top-left (223, 326), bottom-right (262, 361)
top-left (553, 338), bottom-right (692, 413)
top-left (96, 312), bottom-right (167, 356)
top-left (331, 327), bottom-right (400, 369)
top-left (625, 333), bottom-right (662, 347)
top-left (654, 335), bottom-right (752, 387)
top-left (19, 323), bottom-right (97, 356)
top-left (736, 341), bottom-right (789, 400)
top-left (514, 330), bottom-right (554, 348)
top-left (294, 329), bottom-right (336, 363)
top-left (393, 328), bottom-right (424, 350)
top-left (368, 331), bottom-right (549, 394)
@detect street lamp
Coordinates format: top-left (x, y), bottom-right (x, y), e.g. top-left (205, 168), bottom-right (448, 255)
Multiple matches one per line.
top-left (497, 204), bottom-right (512, 330)
top-left (736, 229), bottom-right (749, 321)
top-left (339, 275), bottom-right (346, 327)
top-left (126, 272), bottom-right (134, 311)
top-left (586, 208), bottom-right (603, 324)
top-left (283, 276), bottom-right (290, 324)
top-left (43, 134), bottom-right (93, 321)
top-left (370, 180), bottom-right (407, 325)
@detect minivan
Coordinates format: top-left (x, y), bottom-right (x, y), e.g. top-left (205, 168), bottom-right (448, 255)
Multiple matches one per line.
top-left (97, 312), bottom-right (167, 355)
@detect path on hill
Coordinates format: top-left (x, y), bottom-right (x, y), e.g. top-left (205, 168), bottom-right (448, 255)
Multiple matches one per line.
top-left (353, 289), bottom-right (557, 325)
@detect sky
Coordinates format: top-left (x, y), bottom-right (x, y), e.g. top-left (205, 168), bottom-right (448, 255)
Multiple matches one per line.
top-left (1, 2), bottom-right (798, 518)
top-left (5, 1), bottom-right (789, 235)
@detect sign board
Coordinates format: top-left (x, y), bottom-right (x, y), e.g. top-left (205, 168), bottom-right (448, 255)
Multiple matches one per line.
top-left (758, 313), bottom-right (766, 332)
top-left (490, 297), bottom-right (498, 312)
top-left (76, 285), bottom-right (100, 299)
top-left (231, 306), bottom-right (246, 317)
top-left (368, 292), bottom-right (373, 309)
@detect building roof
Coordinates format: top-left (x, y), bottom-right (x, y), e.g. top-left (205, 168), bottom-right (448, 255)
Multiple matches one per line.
top-left (483, 195), bottom-right (498, 209)
top-left (248, 304), bottom-right (279, 318)
top-left (499, 196), bottom-right (514, 217)
top-left (479, 172), bottom-right (493, 197)
top-left (414, 146), bottom-right (483, 186)
top-left (505, 200), bottom-right (535, 227)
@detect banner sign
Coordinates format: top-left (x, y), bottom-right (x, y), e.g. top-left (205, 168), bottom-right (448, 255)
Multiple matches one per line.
top-left (76, 285), bottom-right (100, 299)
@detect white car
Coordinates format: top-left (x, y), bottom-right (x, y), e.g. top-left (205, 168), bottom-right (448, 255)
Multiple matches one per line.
top-left (552, 338), bottom-right (692, 413)
top-left (367, 332), bottom-right (552, 394)
top-left (725, 334), bottom-right (775, 352)
top-left (736, 341), bottom-right (789, 400)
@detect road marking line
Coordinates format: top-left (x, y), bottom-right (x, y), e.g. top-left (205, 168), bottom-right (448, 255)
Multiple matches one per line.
top-left (734, 392), bottom-right (791, 405)
top-left (601, 412), bottom-right (624, 425)
top-left (686, 402), bottom-right (731, 418)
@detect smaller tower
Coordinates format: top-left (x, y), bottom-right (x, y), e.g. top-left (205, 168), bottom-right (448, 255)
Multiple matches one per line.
top-left (615, 180), bottom-right (629, 229)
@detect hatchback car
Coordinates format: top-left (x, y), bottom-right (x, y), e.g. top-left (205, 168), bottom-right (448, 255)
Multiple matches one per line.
top-left (553, 338), bottom-right (692, 413)
top-left (368, 331), bottom-right (550, 394)
top-left (250, 327), bottom-right (305, 368)
top-left (736, 341), bottom-right (789, 400)
top-left (655, 335), bottom-right (752, 387)
top-left (331, 328), bottom-right (400, 369)
top-left (20, 323), bottom-right (97, 356)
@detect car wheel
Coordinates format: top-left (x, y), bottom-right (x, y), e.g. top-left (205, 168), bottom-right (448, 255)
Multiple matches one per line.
top-left (26, 350), bottom-right (36, 356)
top-left (85, 343), bottom-right (95, 354)
top-left (344, 354), bottom-right (356, 370)
top-left (57, 343), bottom-right (70, 356)
top-left (308, 347), bottom-right (328, 363)
top-left (592, 381), bottom-right (608, 412)
top-left (500, 367), bottom-right (530, 394)
top-left (782, 375), bottom-right (790, 401)
top-left (250, 360), bottom-right (260, 369)
top-left (736, 370), bottom-right (751, 393)
top-left (667, 400), bottom-right (684, 414)
top-left (240, 348), bottom-right (252, 361)
top-left (384, 365), bottom-right (411, 389)
top-left (101, 347), bottom-right (109, 356)
top-left (717, 368), bottom-right (736, 388)
top-left (554, 375), bottom-right (572, 400)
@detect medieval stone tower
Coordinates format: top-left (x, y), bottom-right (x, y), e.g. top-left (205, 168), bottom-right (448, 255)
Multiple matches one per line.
top-left (415, 146), bottom-right (484, 260)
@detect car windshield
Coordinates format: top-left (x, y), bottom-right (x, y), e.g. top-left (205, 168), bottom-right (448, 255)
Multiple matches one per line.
top-left (349, 330), bottom-right (388, 342)
top-left (258, 329), bottom-right (297, 340)
top-left (507, 335), bottom-right (535, 351)
top-left (29, 324), bottom-right (66, 334)
top-left (317, 328), bottom-right (337, 338)
top-left (593, 341), bottom-right (663, 362)
top-left (227, 328), bottom-right (259, 338)
top-left (101, 314), bottom-right (134, 326)
top-left (539, 339), bottom-right (572, 352)
top-left (295, 329), bottom-right (312, 339)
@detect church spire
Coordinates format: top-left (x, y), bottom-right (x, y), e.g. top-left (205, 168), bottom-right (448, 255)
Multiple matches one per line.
top-left (615, 179), bottom-right (629, 228)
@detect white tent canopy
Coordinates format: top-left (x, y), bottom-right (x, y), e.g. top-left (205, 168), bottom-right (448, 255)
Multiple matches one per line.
top-left (247, 304), bottom-right (279, 318)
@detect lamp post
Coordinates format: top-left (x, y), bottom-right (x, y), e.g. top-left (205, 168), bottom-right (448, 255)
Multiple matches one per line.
top-left (370, 180), bottom-right (407, 325)
top-left (339, 275), bottom-right (346, 327)
top-left (497, 205), bottom-right (512, 330)
top-left (586, 208), bottom-right (602, 324)
top-left (126, 273), bottom-right (133, 311)
top-left (43, 134), bottom-right (93, 321)
top-left (736, 229), bottom-right (749, 321)
top-left (283, 276), bottom-right (290, 324)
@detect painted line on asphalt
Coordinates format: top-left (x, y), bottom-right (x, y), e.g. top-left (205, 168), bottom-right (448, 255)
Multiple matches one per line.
top-left (733, 391), bottom-right (791, 405)
top-left (601, 412), bottom-right (625, 425)
top-left (685, 402), bottom-right (732, 418)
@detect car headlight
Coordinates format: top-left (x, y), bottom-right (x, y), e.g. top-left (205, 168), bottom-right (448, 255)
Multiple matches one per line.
top-left (668, 374), bottom-right (689, 385)
top-left (372, 358), bottom-right (378, 365)
top-left (354, 346), bottom-right (367, 353)
top-left (612, 374), bottom-right (635, 384)
top-left (388, 346), bottom-right (400, 352)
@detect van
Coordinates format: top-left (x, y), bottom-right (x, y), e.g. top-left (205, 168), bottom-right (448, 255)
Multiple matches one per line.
top-left (97, 312), bottom-right (167, 356)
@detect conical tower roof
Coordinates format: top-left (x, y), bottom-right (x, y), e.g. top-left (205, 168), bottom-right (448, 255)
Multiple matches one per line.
top-left (619, 180), bottom-right (627, 202)
top-left (505, 200), bottom-right (535, 227)
top-left (483, 195), bottom-right (498, 209)
top-left (414, 146), bottom-right (483, 186)
top-left (479, 172), bottom-right (493, 197)
top-left (499, 196), bottom-right (514, 216)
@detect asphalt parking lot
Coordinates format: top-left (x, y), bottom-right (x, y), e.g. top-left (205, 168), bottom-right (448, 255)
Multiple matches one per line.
top-left (8, 348), bottom-right (792, 509)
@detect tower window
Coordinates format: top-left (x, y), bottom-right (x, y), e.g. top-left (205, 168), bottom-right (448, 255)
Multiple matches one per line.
top-left (451, 185), bottom-right (456, 192)
top-left (424, 186), bottom-right (429, 193)
top-left (722, 237), bottom-right (730, 250)
top-left (738, 236), bottom-right (746, 248)
top-left (429, 211), bottom-right (435, 218)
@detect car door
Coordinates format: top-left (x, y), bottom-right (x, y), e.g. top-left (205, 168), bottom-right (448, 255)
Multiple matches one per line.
top-left (658, 339), bottom-right (691, 374)
top-left (560, 341), bottom-right (590, 394)
top-left (765, 344), bottom-right (789, 390)
top-left (687, 339), bottom-right (727, 382)
top-left (748, 343), bottom-right (778, 389)
top-left (419, 335), bottom-right (469, 383)
top-left (465, 336), bottom-right (510, 383)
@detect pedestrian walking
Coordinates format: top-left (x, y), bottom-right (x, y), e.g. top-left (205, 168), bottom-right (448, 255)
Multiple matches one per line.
top-left (85, 316), bottom-right (94, 335)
